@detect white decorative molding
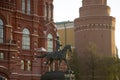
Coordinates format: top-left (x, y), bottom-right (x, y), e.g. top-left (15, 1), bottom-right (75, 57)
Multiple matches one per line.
top-left (12, 73), bottom-right (41, 77)
top-left (31, 34), bottom-right (39, 37)
top-left (5, 25), bottom-right (12, 28)
top-left (0, 66), bottom-right (8, 70)
top-left (14, 31), bottom-right (22, 34)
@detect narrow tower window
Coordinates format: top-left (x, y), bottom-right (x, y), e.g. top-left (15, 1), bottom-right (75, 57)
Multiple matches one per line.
top-left (44, 3), bottom-right (47, 19)
top-left (0, 19), bottom-right (3, 43)
top-left (22, 0), bottom-right (25, 13)
top-left (21, 0), bottom-right (31, 14)
top-left (44, 3), bottom-right (48, 20)
top-left (48, 4), bottom-right (51, 20)
top-left (27, 0), bottom-right (31, 14)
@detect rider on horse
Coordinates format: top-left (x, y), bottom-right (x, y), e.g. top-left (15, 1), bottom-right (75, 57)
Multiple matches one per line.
top-left (56, 36), bottom-right (62, 52)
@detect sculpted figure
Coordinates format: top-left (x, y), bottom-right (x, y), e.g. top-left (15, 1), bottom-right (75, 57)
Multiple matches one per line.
top-left (56, 36), bottom-right (62, 51)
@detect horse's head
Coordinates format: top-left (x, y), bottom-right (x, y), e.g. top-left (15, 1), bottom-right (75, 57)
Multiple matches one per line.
top-left (64, 45), bottom-right (72, 52)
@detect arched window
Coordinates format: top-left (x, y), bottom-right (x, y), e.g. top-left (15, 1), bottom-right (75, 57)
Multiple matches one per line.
top-left (22, 28), bottom-right (30, 50)
top-left (0, 19), bottom-right (3, 43)
top-left (47, 34), bottom-right (53, 52)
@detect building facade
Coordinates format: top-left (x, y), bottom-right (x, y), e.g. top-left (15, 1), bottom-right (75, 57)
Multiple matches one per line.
top-left (0, 0), bottom-right (58, 80)
top-left (74, 0), bottom-right (116, 57)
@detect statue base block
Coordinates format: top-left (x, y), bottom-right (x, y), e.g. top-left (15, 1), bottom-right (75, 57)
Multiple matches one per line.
top-left (41, 71), bottom-right (65, 80)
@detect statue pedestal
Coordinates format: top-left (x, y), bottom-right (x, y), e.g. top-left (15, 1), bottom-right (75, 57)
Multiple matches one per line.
top-left (41, 71), bottom-right (65, 80)
top-left (41, 70), bottom-right (75, 80)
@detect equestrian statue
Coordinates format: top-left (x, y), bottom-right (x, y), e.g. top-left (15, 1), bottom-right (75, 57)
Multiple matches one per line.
top-left (36, 36), bottom-right (72, 70)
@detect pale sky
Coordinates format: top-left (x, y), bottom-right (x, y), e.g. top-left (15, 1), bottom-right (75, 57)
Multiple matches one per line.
top-left (53, 0), bottom-right (120, 57)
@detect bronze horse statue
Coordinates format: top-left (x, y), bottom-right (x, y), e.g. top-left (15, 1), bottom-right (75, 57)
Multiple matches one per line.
top-left (36, 45), bottom-right (72, 69)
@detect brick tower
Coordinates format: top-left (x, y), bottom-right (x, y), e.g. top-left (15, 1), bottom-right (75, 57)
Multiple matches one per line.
top-left (74, 0), bottom-right (116, 57)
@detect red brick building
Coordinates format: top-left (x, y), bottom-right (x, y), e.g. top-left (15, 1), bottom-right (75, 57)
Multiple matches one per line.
top-left (0, 0), bottom-right (58, 80)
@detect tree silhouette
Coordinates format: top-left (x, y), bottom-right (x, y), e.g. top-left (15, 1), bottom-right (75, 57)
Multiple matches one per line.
top-left (69, 50), bottom-right (80, 79)
top-left (70, 43), bottom-right (120, 80)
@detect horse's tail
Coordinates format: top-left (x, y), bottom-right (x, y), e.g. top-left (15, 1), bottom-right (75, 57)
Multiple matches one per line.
top-left (35, 54), bottom-right (47, 58)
